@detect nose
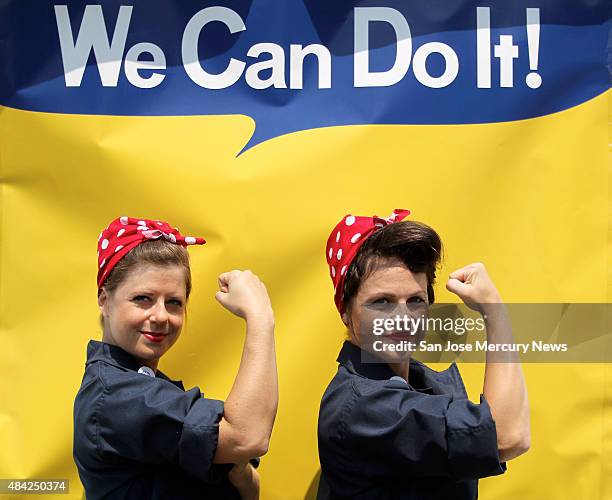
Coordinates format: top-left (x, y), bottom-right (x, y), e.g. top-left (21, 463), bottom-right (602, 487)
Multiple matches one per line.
top-left (149, 299), bottom-right (169, 325)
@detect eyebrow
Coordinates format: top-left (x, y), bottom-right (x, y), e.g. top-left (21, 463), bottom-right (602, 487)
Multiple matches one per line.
top-left (363, 289), bottom-right (427, 300)
top-left (131, 290), bottom-right (185, 300)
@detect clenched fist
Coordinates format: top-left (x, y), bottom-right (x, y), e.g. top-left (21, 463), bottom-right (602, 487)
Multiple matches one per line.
top-left (215, 270), bottom-right (274, 324)
top-left (446, 262), bottom-right (502, 313)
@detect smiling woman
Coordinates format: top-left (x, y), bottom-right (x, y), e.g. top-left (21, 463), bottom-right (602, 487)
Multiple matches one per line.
top-left (73, 216), bottom-right (278, 500)
top-left (99, 263), bottom-right (187, 368)
top-left (97, 241), bottom-right (190, 369)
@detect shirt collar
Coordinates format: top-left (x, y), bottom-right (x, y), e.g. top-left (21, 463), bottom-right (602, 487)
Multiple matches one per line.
top-left (337, 340), bottom-right (396, 380)
top-left (85, 340), bottom-right (184, 388)
top-left (337, 340), bottom-right (468, 399)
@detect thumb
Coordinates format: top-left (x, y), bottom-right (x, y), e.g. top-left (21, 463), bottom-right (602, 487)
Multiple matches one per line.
top-left (448, 267), bottom-right (470, 282)
top-left (215, 290), bottom-right (228, 306)
top-left (446, 277), bottom-right (469, 296)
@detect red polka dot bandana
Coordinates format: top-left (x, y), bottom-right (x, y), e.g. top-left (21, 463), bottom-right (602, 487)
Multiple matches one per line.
top-left (97, 216), bottom-right (205, 289)
top-left (326, 209), bottom-right (411, 313)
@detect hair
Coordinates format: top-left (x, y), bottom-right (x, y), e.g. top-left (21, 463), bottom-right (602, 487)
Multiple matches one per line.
top-left (98, 239), bottom-right (192, 327)
top-left (342, 221), bottom-right (442, 312)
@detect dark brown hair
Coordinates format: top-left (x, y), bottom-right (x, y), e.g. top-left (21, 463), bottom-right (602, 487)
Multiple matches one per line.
top-left (342, 221), bottom-right (442, 312)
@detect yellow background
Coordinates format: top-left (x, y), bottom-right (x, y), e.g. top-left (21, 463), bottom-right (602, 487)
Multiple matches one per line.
top-left (0, 90), bottom-right (610, 499)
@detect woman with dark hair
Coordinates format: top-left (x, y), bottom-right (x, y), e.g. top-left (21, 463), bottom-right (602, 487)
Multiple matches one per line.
top-left (74, 216), bottom-right (277, 499)
top-left (317, 209), bottom-right (530, 499)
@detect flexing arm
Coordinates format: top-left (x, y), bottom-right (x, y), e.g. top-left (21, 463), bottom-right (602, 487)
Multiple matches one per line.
top-left (446, 263), bottom-right (530, 462)
top-left (213, 270), bottom-right (278, 465)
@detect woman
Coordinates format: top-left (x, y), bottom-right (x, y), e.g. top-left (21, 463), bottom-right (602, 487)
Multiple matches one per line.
top-left (74, 216), bottom-right (277, 499)
top-left (317, 209), bottom-right (530, 499)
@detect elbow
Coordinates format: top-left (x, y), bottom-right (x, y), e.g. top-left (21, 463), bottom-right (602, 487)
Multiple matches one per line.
top-left (520, 432), bottom-right (531, 454)
top-left (236, 434), bottom-right (270, 460)
top-left (498, 430), bottom-right (531, 462)
top-left (216, 420), bottom-right (270, 464)
top-left (257, 438), bottom-right (270, 457)
top-left (512, 432), bottom-right (531, 457)
top-left (248, 436), bottom-right (270, 458)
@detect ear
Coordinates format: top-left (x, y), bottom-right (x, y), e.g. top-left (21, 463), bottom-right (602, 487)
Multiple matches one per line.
top-left (98, 288), bottom-right (109, 316)
top-left (341, 312), bottom-right (350, 327)
top-left (343, 312), bottom-right (361, 346)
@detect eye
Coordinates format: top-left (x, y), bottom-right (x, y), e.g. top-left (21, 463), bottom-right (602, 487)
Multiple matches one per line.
top-left (408, 296), bottom-right (425, 304)
top-left (371, 297), bottom-right (390, 305)
top-left (167, 299), bottom-right (183, 307)
top-left (133, 295), bottom-right (151, 302)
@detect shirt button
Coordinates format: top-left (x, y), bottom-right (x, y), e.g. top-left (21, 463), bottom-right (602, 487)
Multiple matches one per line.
top-left (138, 366), bottom-right (156, 377)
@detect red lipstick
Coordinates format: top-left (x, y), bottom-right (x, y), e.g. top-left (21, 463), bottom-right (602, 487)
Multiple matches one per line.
top-left (141, 332), bottom-right (166, 343)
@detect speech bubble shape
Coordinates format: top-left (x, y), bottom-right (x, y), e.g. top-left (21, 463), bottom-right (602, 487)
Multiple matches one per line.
top-left (0, 0), bottom-right (609, 156)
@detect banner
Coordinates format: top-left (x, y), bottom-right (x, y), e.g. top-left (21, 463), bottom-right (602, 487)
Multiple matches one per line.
top-left (0, 1), bottom-right (610, 498)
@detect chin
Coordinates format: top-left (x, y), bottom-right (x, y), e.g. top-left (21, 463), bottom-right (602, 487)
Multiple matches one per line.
top-left (360, 337), bottom-right (411, 365)
top-left (133, 341), bottom-right (169, 360)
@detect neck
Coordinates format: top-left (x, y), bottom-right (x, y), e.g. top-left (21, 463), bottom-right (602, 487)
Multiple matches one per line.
top-left (388, 359), bottom-right (410, 382)
top-left (136, 357), bottom-right (159, 372)
top-left (349, 335), bottom-right (411, 382)
top-left (101, 332), bottom-right (159, 372)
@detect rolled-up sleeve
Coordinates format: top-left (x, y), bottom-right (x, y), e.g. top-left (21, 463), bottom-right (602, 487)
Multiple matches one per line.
top-left (446, 394), bottom-right (506, 479)
top-left (342, 380), bottom-right (505, 481)
top-left (96, 365), bottom-right (224, 482)
top-left (178, 397), bottom-right (224, 480)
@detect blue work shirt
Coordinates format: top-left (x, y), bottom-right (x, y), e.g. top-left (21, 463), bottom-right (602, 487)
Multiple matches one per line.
top-left (317, 341), bottom-right (506, 499)
top-left (73, 340), bottom-right (241, 499)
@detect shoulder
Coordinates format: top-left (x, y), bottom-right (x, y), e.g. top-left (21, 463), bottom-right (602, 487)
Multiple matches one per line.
top-left (321, 364), bottom-right (421, 412)
top-left (73, 362), bottom-right (109, 464)
top-left (410, 359), bottom-right (468, 399)
top-left (319, 366), bottom-right (414, 439)
top-left (98, 361), bottom-right (170, 389)
top-left (74, 361), bottom-right (108, 417)
top-left (77, 358), bottom-right (152, 393)
top-left (76, 360), bottom-right (204, 427)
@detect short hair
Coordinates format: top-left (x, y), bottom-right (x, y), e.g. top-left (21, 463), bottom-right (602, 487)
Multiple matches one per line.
top-left (342, 221), bottom-right (442, 312)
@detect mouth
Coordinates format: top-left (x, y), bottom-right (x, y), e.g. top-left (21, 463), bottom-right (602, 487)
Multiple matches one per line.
top-left (140, 331), bottom-right (168, 343)
top-left (385, 333), bottom-right (411, 342)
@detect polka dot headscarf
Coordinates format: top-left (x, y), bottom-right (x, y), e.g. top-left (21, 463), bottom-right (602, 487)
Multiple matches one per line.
top-left (326, 208), bottom-right (411, 314)
top-left (97, 216), bottom-right (205, 289)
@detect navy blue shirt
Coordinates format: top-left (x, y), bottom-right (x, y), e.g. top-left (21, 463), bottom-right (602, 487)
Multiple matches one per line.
top-left (73, 340), bottom-right (240, 499)
top-left (317, 341), bottom-right (506, 499)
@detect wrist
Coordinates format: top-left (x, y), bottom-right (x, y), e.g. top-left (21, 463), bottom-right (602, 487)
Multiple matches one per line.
top-left (481, 304), bottom-right (509, 331)
top-left (477, 292), bottom-right (502, 311)
top-left (244, 309), bottom-right (275, 330)
top-left (480, 300), bottom-right (504, 314)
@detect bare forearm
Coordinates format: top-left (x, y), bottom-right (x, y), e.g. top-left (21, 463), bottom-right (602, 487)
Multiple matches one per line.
top-left (482, 305), bottom-right (530, 460)
top-left (224, 314), bottom-right (278, 451)
top-left (213, 270), bottom-right (278, 463)
top-left (446, 263), bottom-right (530, 460)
